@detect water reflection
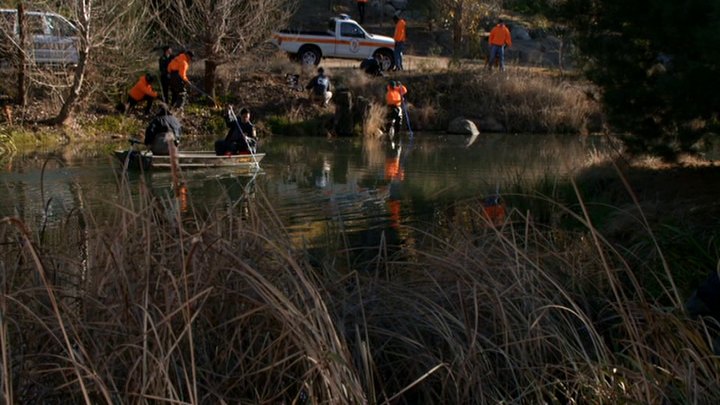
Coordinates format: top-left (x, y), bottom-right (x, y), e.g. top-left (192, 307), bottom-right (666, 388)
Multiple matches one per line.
top-left (1, 134), bottom-right (611, 268)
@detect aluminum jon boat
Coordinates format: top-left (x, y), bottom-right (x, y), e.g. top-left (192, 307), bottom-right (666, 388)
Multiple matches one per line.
top-left (114, 149), bottom-right (265, 171)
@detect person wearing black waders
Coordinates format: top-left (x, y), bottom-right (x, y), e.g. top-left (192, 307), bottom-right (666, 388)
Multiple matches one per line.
top-left (214, 106), bottom-right (257, 155)
top-left (144, 102), bottom-right (182, 155)
top-left (167, 50), bottom-right (194, 113)
top-left (158, 45), bottom-right (173, 103)
top-left (385, 80), bottom-right (408, 149)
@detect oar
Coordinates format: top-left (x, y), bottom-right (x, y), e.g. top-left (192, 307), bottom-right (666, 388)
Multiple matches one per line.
top-left (228, 106), bottom-right (260, 169)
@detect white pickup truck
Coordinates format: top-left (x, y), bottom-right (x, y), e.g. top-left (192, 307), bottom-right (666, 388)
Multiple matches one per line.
top-left (272, 14), bottom-right (396, 71)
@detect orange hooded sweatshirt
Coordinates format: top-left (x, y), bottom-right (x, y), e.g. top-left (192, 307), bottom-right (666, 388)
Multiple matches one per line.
top-left (167, 53), bottom-right (191, 82)
top-left (128, 75), bottom-right (157, 101)
top-left (489, 23), bottom-right (512, 47)
top-left (393, 18), bottom-right (406, 42)
top-left (386, 83), bottom-right (408, 107)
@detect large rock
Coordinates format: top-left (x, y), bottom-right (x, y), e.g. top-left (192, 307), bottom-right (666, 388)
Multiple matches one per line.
top-left (375, 0), bottom-right (407, 18)
top-left (447, 117), bottom-right (480, 136)
top-left (511, 26), bottom-right (531, 41)
top-left (386, 0), bottom-right (408, 11)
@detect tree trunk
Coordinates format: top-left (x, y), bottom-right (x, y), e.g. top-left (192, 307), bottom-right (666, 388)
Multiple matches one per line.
top-left (203, 58), bottom-right (217, 102)
top-left (16, 3), bottom-right (26, 107)
top-left (452, 2), bottom-right (464, 55)
top-left (558, 36), bottom-right (565, 74)
top-left (53, 47), bottom-right (88, 126)
top-left (53, 1), bottom-right (90, 126)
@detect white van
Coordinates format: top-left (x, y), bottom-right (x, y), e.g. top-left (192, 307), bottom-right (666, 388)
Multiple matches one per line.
top-left (0, 9), bottom-right (79, 66)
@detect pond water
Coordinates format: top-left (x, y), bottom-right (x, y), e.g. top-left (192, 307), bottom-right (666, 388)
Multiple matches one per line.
top-left (0, 133), bottom-right (609, 263)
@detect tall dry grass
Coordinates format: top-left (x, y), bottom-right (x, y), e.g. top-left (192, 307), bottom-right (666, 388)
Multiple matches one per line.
top-left (362, 102), bottom-right (386, 139)
top-left (0, 169), bottom-right (365, 404)
top-left (389, 68), bottom-right (602, 134)
top-left (0, 166), bottom-right (718, 403)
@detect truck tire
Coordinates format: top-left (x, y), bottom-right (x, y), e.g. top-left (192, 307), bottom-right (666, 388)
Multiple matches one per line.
top-left (298, 45), bottom-right (321, 66)
top-left (373, 49), bottom-right (395, 72)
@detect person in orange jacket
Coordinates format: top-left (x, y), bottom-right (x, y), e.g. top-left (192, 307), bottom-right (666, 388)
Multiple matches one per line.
top-left (392, 13), bottom-right (406, 71)
top-left (356, 0), bottom-right (368, 24)
top-left (167, 50), bottom-right (194, 111)
top-left (487, 19), bottom-right (512, 71)
top-left (126, 73), bottom-right (158, 115)
top-left (385, 80), bottom-right (407, 147)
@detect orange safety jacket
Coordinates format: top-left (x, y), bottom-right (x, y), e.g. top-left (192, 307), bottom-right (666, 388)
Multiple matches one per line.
top-left (393, 18), bottom-right (406, 42)
top-left (167, 53), bottom-right (191, 82)
top-left (385, 84), bottom-right (407, 107)
top-left (128, 75), bottom-right (158, 101)
top-left (489, 24), bottom-right (512, 47)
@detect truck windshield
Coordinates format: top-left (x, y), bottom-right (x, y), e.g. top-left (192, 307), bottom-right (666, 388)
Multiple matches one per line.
top-left (46, 15), bottom-right (76, 36)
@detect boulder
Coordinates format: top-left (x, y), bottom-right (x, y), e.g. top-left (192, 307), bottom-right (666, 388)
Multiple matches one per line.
top-left (511, 26), bottom-right (531, 41)
top-left (375, 0), bottom-right (407, 18)
top-left (386, 0), bottom-right (408, 11)
top-left (447, 117), bottom-right (480, 136)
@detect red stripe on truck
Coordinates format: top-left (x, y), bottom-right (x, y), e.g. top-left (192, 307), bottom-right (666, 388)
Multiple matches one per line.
top-left (275, 35), bottom-right (386, 47)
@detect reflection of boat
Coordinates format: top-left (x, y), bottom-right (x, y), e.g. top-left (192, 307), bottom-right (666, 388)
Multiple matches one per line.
top-left (114, 150), bottom-right (265, 170)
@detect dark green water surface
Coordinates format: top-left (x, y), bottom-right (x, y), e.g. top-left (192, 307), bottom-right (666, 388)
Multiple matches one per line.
top-left (0, 134), bottom-right (609, 259)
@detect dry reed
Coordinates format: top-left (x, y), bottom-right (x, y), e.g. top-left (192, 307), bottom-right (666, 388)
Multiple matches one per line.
top-left (0, 165), bottom-right (718, 404)
top-left (362, 102), bottom-right (386, 139)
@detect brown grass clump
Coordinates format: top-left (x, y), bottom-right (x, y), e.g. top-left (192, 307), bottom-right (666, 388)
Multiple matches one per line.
top-left (0, 166), bottom-right (718, 404)
top-left (403, 68), bottom-right (602, 134)
top-left (409, 100), bottom-right (439, 131)
top-left (0, 171), bottom-right (366, 404)
top-left (362, 101), bottom-right (386, 139)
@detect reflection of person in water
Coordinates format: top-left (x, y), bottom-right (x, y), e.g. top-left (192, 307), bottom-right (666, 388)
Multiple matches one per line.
top-left (315, 158), bottom-right (332, 188)
top-left (385, 153), bottom-right (405, 229)
top-left (481, 194), bottom-right (506, 226)
top-left (177, 183), bottom-right (188, 213)
top-left (384, 155), bottom-right (405, 181)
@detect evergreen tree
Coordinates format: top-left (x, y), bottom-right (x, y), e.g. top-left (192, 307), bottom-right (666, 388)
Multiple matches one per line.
top-left (563, 0), bottom-right (720, 159)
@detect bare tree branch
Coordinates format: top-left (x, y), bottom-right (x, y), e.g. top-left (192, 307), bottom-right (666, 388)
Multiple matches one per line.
top-left (150, 0), bottom-right (296, 98)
